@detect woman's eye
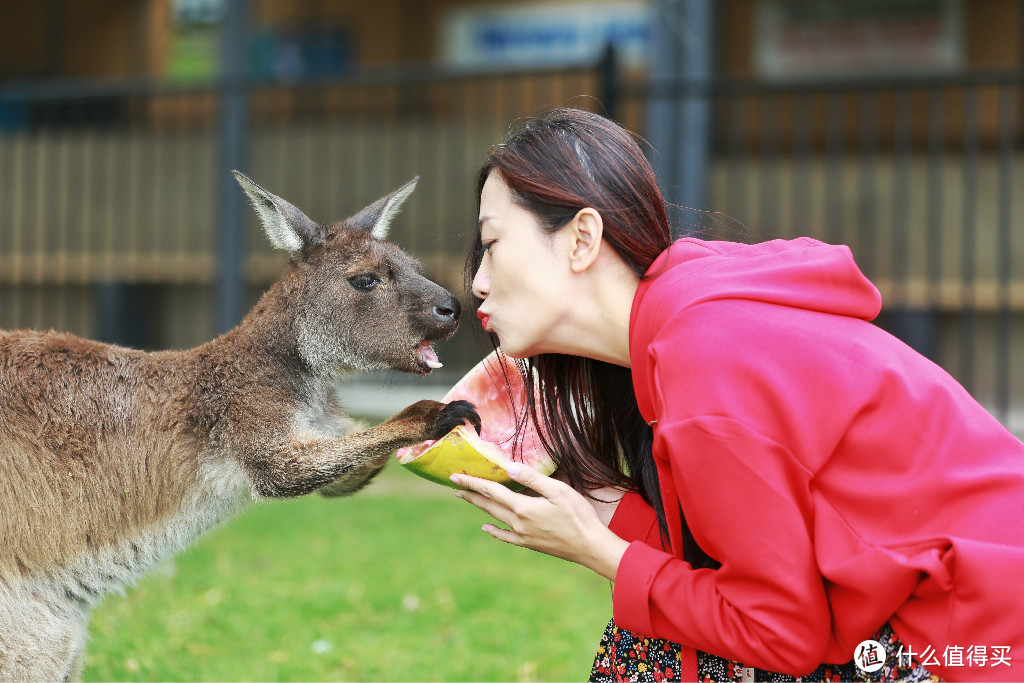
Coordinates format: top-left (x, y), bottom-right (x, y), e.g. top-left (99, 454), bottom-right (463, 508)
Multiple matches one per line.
top-left (478, 241), bottom-right (495, 255)
top-left (348, 273), bottom-right (381, 291)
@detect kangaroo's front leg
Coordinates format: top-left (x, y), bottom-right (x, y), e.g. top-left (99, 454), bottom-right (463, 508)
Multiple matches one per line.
top-left (243, 400), bottom-right (480, 498)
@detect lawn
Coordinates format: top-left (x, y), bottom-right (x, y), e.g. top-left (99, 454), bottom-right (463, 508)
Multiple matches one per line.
top-left (83, 461), bottom-right (613, 681)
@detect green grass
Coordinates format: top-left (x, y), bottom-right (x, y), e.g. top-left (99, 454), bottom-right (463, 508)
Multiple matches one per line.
top-left (83, 462), bottom-right (613, 681)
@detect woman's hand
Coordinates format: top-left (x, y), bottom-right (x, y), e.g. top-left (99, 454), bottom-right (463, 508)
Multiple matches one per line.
top-left (451, 464), bottom-right (630, 581)
top-left (548, 469), bottom-right (627, 527)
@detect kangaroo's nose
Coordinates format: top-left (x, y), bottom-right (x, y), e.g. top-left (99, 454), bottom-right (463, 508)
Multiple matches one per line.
top-left (433, 295), bottom-right (461, 324)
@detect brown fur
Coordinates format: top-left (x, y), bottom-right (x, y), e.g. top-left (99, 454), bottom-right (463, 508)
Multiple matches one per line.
top-left (0, 173), bottom-right (477, 681)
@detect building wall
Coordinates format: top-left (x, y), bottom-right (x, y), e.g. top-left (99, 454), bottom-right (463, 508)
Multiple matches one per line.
top-left (0, 0), bottom-right (168, 79)
top-left (2, 0), bottom-right (1019, 80)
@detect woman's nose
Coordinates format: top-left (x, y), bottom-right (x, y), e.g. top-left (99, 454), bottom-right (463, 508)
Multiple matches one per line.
top-left (471, 262), bottom-right (489, 300)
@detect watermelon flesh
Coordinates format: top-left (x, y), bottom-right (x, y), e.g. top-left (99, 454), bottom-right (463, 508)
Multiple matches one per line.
top-left (396, 350), bottom-right (556, 489)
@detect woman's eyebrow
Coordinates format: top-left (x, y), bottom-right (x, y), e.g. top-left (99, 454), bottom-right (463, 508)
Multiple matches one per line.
top-left (477, 215), bottom-right (495, 229)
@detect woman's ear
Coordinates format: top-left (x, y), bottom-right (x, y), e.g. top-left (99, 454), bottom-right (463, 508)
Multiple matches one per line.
top-left (568, 208), bottom-right (603, 273)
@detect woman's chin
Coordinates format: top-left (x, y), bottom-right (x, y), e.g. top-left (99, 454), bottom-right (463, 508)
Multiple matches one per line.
top-left (496, 340), bottom-right (540, 360)
top-left (491, 327), bottom-right (551, 359)
top-left (493, 338), bottom-right (522, 358)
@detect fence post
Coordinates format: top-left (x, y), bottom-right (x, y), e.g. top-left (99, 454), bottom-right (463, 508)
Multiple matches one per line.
top-left (216, 0), bottom-right (250, 334)
top-left (646, 0), bottom-right (714, 212)
top-left (599, 43), bottom-right (619, 121)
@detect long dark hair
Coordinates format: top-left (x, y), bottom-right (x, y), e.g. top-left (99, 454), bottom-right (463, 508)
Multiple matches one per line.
top-left (464, 108), bottom-right (717, 568)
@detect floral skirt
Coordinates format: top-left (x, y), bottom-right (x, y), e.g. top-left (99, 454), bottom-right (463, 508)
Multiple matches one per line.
top-left (589, 619), bottom-right (940, 682)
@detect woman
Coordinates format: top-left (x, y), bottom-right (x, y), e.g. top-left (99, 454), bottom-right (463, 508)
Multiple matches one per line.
top-left (451, 108), bottom-right (1024, 682)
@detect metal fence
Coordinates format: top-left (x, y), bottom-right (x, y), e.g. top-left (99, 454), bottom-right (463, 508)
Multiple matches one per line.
top-left (1, 59), bottom-right (1021, 431)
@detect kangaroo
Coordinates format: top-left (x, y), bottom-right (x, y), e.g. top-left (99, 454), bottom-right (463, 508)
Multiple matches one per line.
top-left (0, 171), bottom-right (479, 681)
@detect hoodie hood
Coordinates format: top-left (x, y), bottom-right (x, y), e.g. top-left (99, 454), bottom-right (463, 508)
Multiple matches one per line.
top-left (628, 237), bottom-right (882, 426)
top-left (633, 237), bottom-right (882, 331)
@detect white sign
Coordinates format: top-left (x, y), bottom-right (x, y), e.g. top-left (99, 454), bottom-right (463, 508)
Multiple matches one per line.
top-left (755, 0), bottom-right (964, 78)
top-left (440, 1), bottom-right (652, 69)
top-left (172, 0), bottom-right (224, 25)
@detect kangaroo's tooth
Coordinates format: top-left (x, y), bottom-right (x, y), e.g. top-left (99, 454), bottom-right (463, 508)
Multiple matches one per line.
top-left (418, 341), bottom-right (443, 369)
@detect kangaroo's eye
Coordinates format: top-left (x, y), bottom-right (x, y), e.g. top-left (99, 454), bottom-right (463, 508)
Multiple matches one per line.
top-left (348, 273), bottom-right (380, 292)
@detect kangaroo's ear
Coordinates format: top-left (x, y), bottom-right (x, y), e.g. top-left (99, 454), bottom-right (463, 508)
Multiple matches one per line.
top-left (346, 176), bottom-right (419, 240)
top-left (233, 170), bottom-right (323, 256)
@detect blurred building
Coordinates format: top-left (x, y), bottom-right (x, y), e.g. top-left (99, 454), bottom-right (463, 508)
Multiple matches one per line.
top-left (1, 0), bottom-right (1022, 427)
top-left (2, 1), bottom-right (1019, 78)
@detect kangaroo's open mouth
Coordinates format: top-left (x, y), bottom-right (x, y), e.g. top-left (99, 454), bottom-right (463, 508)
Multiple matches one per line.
top-left (415, 340), bottom-right (443, 372)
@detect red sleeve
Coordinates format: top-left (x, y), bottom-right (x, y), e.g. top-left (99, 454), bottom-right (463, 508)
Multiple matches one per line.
top-left (611, 417), bottom-right (833, 674)
top-left (608, 491), bottom-right (665, 550)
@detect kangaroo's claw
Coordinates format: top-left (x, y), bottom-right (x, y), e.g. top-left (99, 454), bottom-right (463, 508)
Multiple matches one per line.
top-left (432, 399), bottom-right (482, 438)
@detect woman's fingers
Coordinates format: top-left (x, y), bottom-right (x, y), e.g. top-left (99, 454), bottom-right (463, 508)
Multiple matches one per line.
top-left (451, 472), bottom-right (519, 507)
top-left (456, 486), bottom-right (513, 524)
top-left (481, 522), bottom-right (523, 546)
top-left (451, 469), bottom-right (631, 579)
top-left (502, 462), bottom-right (565, 499)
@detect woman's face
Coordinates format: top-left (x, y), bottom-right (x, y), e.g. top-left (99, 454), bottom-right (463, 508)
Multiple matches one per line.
top-left (472, 171), bottom-right (572, 358)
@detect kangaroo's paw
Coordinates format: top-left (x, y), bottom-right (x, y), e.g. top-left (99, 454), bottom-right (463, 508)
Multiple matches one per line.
top-left (385, 399), bottom-right (481, 440)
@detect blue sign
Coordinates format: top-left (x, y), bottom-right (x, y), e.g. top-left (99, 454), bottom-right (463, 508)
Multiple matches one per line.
top-left (442, 2), bottom-right (652, 68)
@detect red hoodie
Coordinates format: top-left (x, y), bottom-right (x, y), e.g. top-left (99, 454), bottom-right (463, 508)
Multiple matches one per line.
top-left (611, 237), bottom-right (1024, 681)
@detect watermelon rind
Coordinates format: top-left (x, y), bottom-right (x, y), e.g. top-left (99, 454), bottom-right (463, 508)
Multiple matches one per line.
top-left (398, 425), bottom-right (555, 491)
